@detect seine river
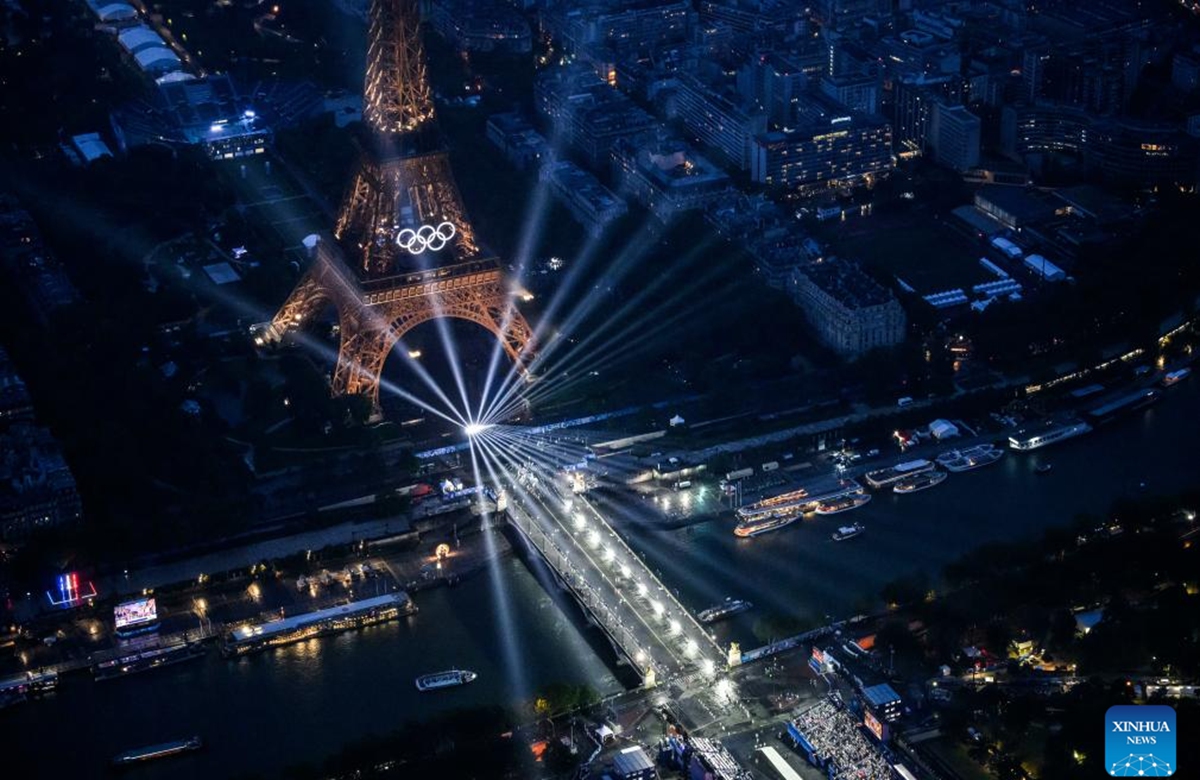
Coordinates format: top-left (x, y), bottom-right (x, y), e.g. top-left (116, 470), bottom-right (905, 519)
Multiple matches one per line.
top-left (624, 378), bottom-right (1200, 648)
top-left (3, 558), bottom-right (621, 779)
top-left (3, 379), bottom-right (1197, 777)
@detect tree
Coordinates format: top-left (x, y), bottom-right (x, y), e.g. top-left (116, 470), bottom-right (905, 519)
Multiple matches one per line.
top-left (881, 572), bottom-right (930, 608)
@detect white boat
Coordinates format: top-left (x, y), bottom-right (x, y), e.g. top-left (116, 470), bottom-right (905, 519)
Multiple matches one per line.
top-left (815, 493), bottom-right (872, 515)
top-left (415, 669), bottom-right (477, 691)
top-left (1007, 418), bottom-right (1091, 451)
top-left (697, 598), bottom-right (753, 623)
top-left (864, 459), bottom-right (933, 488)
top-left (734, 512), bottom-right (799, 538)
top-left (831, 523), bottom-right (864, 542)
top-left (937, 444), bottom-right (1003, 473)
top-left (736, 487), bottom-right (809, 521)
top-left (112, 736), bottom-right (202, 765)
top-left (893, 469), bottom-right (948, 494)
top-left (1162, 368), bottom-right (1191, 386)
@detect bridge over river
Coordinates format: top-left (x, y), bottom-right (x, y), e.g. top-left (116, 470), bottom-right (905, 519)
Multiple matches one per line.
top-left (504, 467), bottom-right (723, 684)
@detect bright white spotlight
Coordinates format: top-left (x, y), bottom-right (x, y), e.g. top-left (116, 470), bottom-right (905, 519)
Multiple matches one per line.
top-left (669, 619), bottom-right (681, 635)
top-left (464, 422), bottom-right (492, 437)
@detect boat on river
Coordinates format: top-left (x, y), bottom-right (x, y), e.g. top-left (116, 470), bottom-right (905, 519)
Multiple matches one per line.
top-left (698, 598), bottom-right (752, 624)
top-left (416, 669), bottom-right (477, 691)
top-left (112, 736), bottom-right (202, 766)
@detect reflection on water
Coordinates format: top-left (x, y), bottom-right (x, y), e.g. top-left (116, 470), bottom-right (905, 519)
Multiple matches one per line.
top-left (4, 381), bottom-right (1197, 777)
top-left (2, 557), bottom-right (620, 780)
top-left (623, 380), bottom-right (1200, 648)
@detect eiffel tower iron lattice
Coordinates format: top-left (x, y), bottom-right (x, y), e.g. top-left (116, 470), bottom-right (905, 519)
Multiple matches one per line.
top-left (260, 0), bottom-right (532, 415)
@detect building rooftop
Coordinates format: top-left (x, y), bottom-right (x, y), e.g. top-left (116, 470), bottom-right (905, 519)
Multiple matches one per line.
top-left (71, 133), bottom-right (113, 164)
top-left (951, 204), bottom-right (1004, 237)
top-left (0, 348), bottom-right (33, 421)
top-left (0, 424), bottom-right (79, 511)
top-left (862, 682), bottom-right (902, 708)
top-left (612, 745), bottom-right (655, 775)
top-left (133, 46), bottom-right (182, 74)
top-left (86, 0), bottom-right (136, 23)
top-left (975, 185), bottom-right (1056, 225)
top-left (159, 74), bottom-right (244, 130)
top-left (0, 200), bottom-right (82, 319)
top-left (677, 72), bottom-right (759, 122)
top-left (544, 161), bottom-right (623, 212)
top-left (801, 259), bottom-right (895, 309)
top-left (706, 191), bottom-right (784, 237)
top-left (633, 136), bottom-right (728, 189)
top-left (764, 91), bottom-right (888, 138)
top-left (486, 111), bottom-right (533, 136)
top-left (1053, 185), bottom-right (1132, 225)
top-left (117, 25), bottom-right (165, 54)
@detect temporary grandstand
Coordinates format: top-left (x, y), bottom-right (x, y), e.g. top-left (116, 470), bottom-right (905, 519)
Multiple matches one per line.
top-left (688, 737), bottom-right (752, 780)
top-left (786, 698), bottom-right (895, 780)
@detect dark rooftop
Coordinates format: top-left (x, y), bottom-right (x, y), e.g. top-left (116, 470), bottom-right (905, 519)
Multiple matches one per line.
top-left (862, 682), bottom-right (902, 707)
top-left (612, 745), bottom-right (656, 775)
top-left (802, 259), bottom-right (895, 309)
top-left (975, 185), bottom-right (1056, 225)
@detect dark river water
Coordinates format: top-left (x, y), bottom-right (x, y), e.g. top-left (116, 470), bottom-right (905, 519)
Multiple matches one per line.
top-left (621, 378), bottom-right (1200, 648)
top-left (2, 557), bottom-right (620, 779)
top-left (4, 379), bottom-right (1197, 778)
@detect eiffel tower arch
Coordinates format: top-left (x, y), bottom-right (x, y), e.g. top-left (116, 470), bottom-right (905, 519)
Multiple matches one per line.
top-left (260, 0), bottom-right (533, 416)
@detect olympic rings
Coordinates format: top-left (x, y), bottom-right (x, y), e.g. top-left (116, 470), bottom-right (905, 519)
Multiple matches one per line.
top-left (396, 221), bottom-right (457, 254)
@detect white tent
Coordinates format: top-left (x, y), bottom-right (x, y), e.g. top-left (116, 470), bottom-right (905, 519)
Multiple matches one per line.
top-left (118, 25), bottom-right (165, 54)
top-left (929, 419), bottom-right (959, 440)
top-left (1024, 254), bottom-right (1066, 282)
top-left (133, 46), bottom-right (182, 75)
top-left (89, 1), bottom-right (137, 23)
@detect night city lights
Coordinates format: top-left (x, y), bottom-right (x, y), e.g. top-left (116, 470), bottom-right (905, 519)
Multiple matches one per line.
top-left (1, 1), bottom-right (1199, 779)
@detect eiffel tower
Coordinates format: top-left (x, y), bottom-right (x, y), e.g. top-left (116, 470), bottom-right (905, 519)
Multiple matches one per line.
top-left (260, 0), bottom-right (532, 415)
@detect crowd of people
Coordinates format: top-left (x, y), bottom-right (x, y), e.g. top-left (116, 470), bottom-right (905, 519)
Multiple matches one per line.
top-left (792, 698), bottom-right (894, 780)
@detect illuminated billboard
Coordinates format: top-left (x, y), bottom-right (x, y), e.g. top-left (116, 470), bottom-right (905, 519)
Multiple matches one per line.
top-left (809, 646), bottom-right (828, 675)
top-left (864, 709), bottom-right (887, 742)
top-left (45, 571), bottom-right (98, 607)
top-left (114, 597), bottom-right (158, 631)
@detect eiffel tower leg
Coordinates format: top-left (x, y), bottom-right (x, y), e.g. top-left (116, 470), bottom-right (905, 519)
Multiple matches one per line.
top-left (262, 272), bottom-right (331, 343)
top-left (484, 302), bottom-right (534, 373)
top-left (331, 322), bottom-right (398, 420)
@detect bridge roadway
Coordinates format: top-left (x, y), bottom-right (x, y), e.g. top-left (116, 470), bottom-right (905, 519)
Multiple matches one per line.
top-left (506, 468), bottom-right (723, 683)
